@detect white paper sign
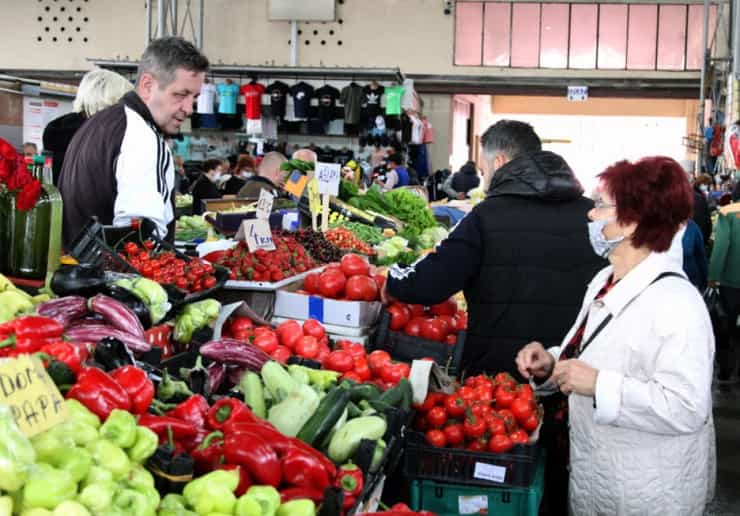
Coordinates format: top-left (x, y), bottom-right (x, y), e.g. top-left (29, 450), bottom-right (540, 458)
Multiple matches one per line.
top-left (473, 462), bottom-right (506, 484)
top-left (256, 189), bottom-right (274, 220)
top-left (458, 495), bottom-right (488, 515)
top-left (567, 85), bottom-right (588, 102)
top-left (235, 219), bottom-right (276, 252)
top-left (316, 161), bottom-right (341, 196)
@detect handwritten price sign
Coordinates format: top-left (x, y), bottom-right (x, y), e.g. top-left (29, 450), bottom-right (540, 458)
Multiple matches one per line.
top-left (256, 189), bottom-right (274, 220)
top-left (316, 162), bottom-right (341, 196)
top-left (237, 219), bottom-right (276, 252)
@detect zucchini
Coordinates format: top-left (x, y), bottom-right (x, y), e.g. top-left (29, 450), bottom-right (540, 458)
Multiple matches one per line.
top-left (349, 383), bottom-right (381, 403)
top-left (297, 386), bottom-right (351, 446)
top-left (328, 416), bottom-right (387, 463)
top-left (347, 401), bottom-right (362, 419)
top-left (377, 383), bottom-right (405, 407)
top-left (240, 372), bottom-right (266, 419)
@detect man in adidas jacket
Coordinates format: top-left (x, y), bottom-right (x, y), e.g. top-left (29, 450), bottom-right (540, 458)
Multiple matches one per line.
top-left (59, 37), bottom-right (209, 247)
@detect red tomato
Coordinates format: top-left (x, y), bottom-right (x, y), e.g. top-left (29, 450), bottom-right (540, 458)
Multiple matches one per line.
top-left (453, 311), bottom-right (468, 332)
top-left (367, 350), bottom-right (392, 372)
top-left (467, 439), bottom-right (487, 452)
top-left (316, 346), bottom-right (331, 365)
top-left (511, 397), bottom-right (536, 424)
top-left (295, 336), bottom-right (319, 359)
top-left (497, 409), bottom-right (518, 433)
top-left (457, 386), bottom-right (476, 403)
top-left (387, 304), bottom-right (411, 331)
top-left (425, 429), bottom-right (446, 448)
top-left (445, 334), bottom-right (457, 346)
top-left (302, 319), bottom-right (326, 339)
top-left (475, 384), bottom-right (494, 403)
top-left (509, 429), bottom-right (530, 445)
top-left (488, 416), bottom-right (506, 436)
top-left (408, 304), bottom-right (426, 317)
top-left (323, 350), bottom-right (355, 373)
top-left (345, 275), bottom-right (379, 301)
top-left (230, 317), bottom-right (254, 341)
top-left (270, 345), bottom-right (292, 363)
top-left (403, 317), bottom-right (426, 337)
top-left (426, 406), bottom-right (448, 428)
top-left (420, 318), bottom-right (446, 342)
top-left (444, 394), bottom-right (466, 417)
top-left (494, 372), bottom-right (517, 388)
top-left (340, 253), bottom-right (370, 277)
top-left (488, 434), bottom-right (514, 454)
top-left (517, 384), bottom-right (535, 401)
top-left (413, 391), bottom-right (446, 412)
top-left (436, 315), bottom-right (455, 336)
top-left (318, 269), bottom-right (347, 299)
top-left (522, 412), bottom-right (540, 433)
top-left (252, 332), bottom-right (279, 354)
top-left (353, 359), bottom-right (372, 382)
top-left (495, 384), bottom-right (516, 409)
top-left (443, 424), bottom-right (465, 446)
top-left (303, 273), bottom-right (321, 294)
top-left (346, 342), bottom-right (367, 360)
top-left (379, 362), bottom-right (404, 384)
top-left (430, 297), bottom-right (457, 316)
top-left (342, 371), bottom-right (363, 383)
top-left (395, 362), bottom-right (411, 379)
top-left (373, 274), bottom-right (386, 291)
top-left (463, 416), bottom-right (487, 439)
top-left (253, 326), bottom-right (273, 336)
top-left (276, 320), bottom-right (303, 350)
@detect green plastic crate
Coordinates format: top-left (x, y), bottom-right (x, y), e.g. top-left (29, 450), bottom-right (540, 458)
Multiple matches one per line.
top-left (410, 452), bottom-right (545, 516)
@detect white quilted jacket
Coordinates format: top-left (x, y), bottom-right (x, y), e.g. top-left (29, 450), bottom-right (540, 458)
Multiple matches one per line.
top-left (546, 251), bottom-right (716, 516)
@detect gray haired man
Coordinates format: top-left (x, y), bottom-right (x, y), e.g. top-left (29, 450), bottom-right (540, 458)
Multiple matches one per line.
top-left (59, 37), bottom-right (209, 247)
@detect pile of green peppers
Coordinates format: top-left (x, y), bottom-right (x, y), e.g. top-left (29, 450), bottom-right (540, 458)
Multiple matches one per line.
top-left (173, 299), bottom-right (221, 344)
top-left (0, 400), bottom-right (159, 515)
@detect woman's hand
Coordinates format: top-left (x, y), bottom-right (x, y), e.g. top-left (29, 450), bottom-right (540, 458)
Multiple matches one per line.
top-left (552, 359), bottom-right (598, 397)
top-left (516, 341), bottom-right (555, 380)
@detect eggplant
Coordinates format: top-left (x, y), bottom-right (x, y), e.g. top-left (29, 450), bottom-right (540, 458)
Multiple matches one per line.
top-left (103, 284), bottom-right (152, 329)
top-left (93, 337), bottom-right (136, 371)
top-left (51, 263), bottom-right (107, 297)
top-left (178, 356), bottom-right (207, 396)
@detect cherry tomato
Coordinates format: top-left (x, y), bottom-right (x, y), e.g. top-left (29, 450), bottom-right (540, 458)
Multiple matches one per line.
top-left (488, 416), bottom-right (507, 435)
top-left (488, 433), bottom-right (514, 454)
top-left (445, 334), bottom-right (457, 346)
top-left (475, 384), bottom-right (494, 403)
top-left (425, 429), bottom-right (446, 448)
top-left (443, 423), bottom-right (465, 446)
top-left (497, 409), bottom-right (518, 433)
top-left (430, 297), bottom-right (457, 316)
top-left (426, 406), bottom-right (448, 428)
top-left (509, 429), bottom-right (530, 446)
top-left (408, 304), bottom-right (426, 317)
top-left (458, 386), bottom-right (476, 403)
top-left (517, 384), bottom-right (535, 401)
top-left (463, 416), bottom-right (487, 439)
top-left (413, 392), bottom-right (446, 412)
top-left (444, 394), bottom-right (466, 418)
top-left (522, 412), bottom-right (540, 433)
top-left (420, 318), bottom-right (446, 342)
top-left (495, 384), bottom-right (516, 409)
top-left (467, 439), bottom-right (487, 452)
top-left (511, 397), bottom-right (536, 424)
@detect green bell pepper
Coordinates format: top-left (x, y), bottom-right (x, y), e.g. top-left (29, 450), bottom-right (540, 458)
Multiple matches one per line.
top-left (0, 408), bottom-right (36, 492)
top-left (277, 499), bottom-right (316, 516)
top-left (51, 446), bottom-right (92, 483)
top-left (183, 469), bottom-right (239, 503)
top-left (99, 409), bottom-right (138, 449)
top-left (19, 510), bottom-right (52, 516)
top-left (86, 439), bottom-right (131, 480)
top-left (22, 464), bottom-right (76, 510)
top-left (66, 399), bottom-right (101, 429)
top-left (59, 419), bottom-right (98, 446)
top-left (193, 486), bottom-right (236, 515)
top-left (0, 496), bottom-right (12, 516)
top-left (138, 486), bottom-right (160, 514)
top-left (244, 486), bottom-right (281, 516)
top-left (127, 426), bottom-right (158, 463)
top-left (81, 465), bottom-right (114, 487)
top-left (77, 481), bottom-right (117, 515)
top-left (30, 426), bottom-right (70, 464)
top-left (113, 488), bottom-right (154, 516)
top-left (159, 493), bottom-right (188, 512)
top-left (51, 501), bottom-right (91, 516)
top-left (234, 495), bottom-right (262, 516)
top-left (124, 464), bottom-right (155, 491)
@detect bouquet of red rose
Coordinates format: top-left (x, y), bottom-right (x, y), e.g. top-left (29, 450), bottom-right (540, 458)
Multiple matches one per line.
top-left (0, 138), bottom-right (42, 211)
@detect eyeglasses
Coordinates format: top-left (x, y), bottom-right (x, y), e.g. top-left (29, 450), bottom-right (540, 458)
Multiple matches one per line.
top-left (593, 199), bottom-right (616, 210)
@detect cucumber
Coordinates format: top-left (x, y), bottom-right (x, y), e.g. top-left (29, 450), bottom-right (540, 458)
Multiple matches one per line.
top-left (349, 383), bottom-right (381, 403)
top-left (240, 372), bottom-right (266, 419)
top-left (347, 401), bottom-right (362, 418)
top-left (377, 382), bottom-right (405, 407)
top-left (296, 386), bottom-right (351, 446)
top-left (328, 416), bottom-right (387, 463)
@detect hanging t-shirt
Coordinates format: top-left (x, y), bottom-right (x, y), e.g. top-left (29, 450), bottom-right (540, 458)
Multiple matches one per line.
top-left (240, 82), bottom-right (266, 120)
top-left (362, 84), bottom-right (384, 121)
top-left (384, 85), bottom-right (405, 116)
top-left (197, 83), bottom-right (217, 114)
top-left (172, 136), bottom-right (191, 162)
top-left (401, 79), bottom-right (421, 112)
top-left (422, 116), bottom-right (434, 144)
top-left (216, 82), bottom-right (240, 114)
top-left (290, 82), bottom-right (314, 119)
top-left (265, 81), bottom-right (290, 119)
top-left (409, 114), bottom-right (424, 145)
top-left (314, 85), bottom-right (340, 123)
top-left (340, 83), bottom-right (364, 125)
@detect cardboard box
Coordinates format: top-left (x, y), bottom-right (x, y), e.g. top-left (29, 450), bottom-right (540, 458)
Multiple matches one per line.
top-left (274, 281), bottom-right (382, 328)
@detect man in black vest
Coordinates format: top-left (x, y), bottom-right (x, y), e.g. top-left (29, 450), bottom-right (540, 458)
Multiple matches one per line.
top-left (383, 120), bottom-right (605, 376)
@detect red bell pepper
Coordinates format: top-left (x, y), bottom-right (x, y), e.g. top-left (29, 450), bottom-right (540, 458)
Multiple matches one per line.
top-left (0, 316), bottom-right (65, 354)
top-left (110, 366), bottom-right (154, 414)
top-left (335, 463), bottom-right (364, 498)
top-left (217, 464), bottom-right (252, 496)
top-left (281, 444), bottom-right (331, 490)
top-left (222, 421), bottom-right (293, 454)
top-left (206, 398), bottom-right (256, 430)
top-left (137, 413), bottom-right (198, 440)
top-left (166, 394), bottom-right (210, 428)
top-left (66, 367), bottom-right (131, 419)
top-left (223, 431), bottom-right (282, 487)
top-left (38, 341), bottom-right (87, 374)
top-left (178, 426), bottom-right (209, 453)
top-left (191, 431), bottom-right (224, 475)
top-left (279, 487), bottom-right (324, 504)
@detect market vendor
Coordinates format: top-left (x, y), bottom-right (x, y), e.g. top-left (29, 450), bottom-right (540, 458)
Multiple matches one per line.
top-left (441, 160), bottom-right (480, 200)
top-left (237, 151), bottom-right (287, 199)
top-left (374, 153), bottom-right (410, 191)
top-left (58, 37), bottom-right (209, 247)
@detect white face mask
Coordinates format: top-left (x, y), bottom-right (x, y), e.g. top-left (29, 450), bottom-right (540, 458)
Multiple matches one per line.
top-left (700, 184), bottom-right (709, 193)
top-left (211, 172), bottom-right (222, 183)
top-left (588, 218), bottom-right (625, 258)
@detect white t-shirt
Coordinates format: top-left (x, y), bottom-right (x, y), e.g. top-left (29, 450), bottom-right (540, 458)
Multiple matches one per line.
top-left (197, 83), bottom-right (217, 114)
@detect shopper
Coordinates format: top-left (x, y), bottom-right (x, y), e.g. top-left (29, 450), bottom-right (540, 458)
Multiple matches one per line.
top-left (683, 219), bottom-right (708, 291)
top-left (222, 154), bottom-right (256, 195)
top-left (441, 160), bottom-right (480, 199)
top-left (516, 157), bottom-right (715, 516)
top-left (58, 36), bottom-right (209, 248)
top-left (190, 159), bottom-right (224, 215)
top-left (43, 69), bottom-right (133, 185)
top-left (22, 142), bottom-right (37, 160)
top-left (709, 199), bottom-right (740, 382)
top-left (237, 151), bottom-right (287, 199)
top-left (375, 153), bottom-right (410, 191)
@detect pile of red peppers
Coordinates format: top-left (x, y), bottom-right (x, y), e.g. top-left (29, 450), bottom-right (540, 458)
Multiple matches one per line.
top-left (0, 316), bottom-right (87, 371)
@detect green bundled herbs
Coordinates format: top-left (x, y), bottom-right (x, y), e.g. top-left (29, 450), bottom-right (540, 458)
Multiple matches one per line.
top-left (338, 179), bottom-right (359, 202)
top-left (330, 221), bottom-right (383, 244)
top-left (279, 159), bottom-right (314, 172)
top-left (347, 185), bottom-right (393, 214)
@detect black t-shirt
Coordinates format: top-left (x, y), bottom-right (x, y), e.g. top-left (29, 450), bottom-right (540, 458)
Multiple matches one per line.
top-left (362, 85), bottom-right (385, 121)
top-left (289, 82), bottom-right (314, 119)
top-left (314, 85), bottom-right (340, 123)
top-left (266, 81), bottom-right (290, 119)
top-left (191, 176), bottom-right (221, 215)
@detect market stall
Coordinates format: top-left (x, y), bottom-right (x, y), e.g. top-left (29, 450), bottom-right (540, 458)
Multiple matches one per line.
top-left (0, 157), bottom-right (544, 516)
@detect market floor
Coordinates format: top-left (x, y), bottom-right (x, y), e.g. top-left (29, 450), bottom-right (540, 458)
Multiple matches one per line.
top-left (705, 380), bottom-right (740, 516)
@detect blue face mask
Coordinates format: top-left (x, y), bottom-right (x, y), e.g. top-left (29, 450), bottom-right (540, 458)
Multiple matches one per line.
top-left (588, 219), bottom-right (624, 258)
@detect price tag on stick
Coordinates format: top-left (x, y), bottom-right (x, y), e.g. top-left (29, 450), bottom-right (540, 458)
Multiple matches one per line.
top-left (0, 355), bottom-right (69, 437)
top-left (235, 219), bottom-right (276, 252)
top-left (316, 161), bottom-right (341, 196)
top-left (321, 194), bottom-right (331, 232)
top-left (307, 177), bottom-right (321, 231)
top-left (256, 189), bottom-right (274, 220)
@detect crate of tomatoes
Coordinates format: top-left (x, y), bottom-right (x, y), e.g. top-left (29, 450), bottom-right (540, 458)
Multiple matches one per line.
top-left (370, 298), bottom-right (467, 376)
top-left (404, 373), bottom-right (542, 488)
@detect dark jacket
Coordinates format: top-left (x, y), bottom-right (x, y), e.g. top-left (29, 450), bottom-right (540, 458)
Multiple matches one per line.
top-left (451, 162), bottom-right (480, 194)
top-left (190, 176), bottom-right (221, 215)
top-left (221, 175), bottom-right (247, 196)
top-left (682, 220), bottom-right (708, 292)
top-left (387, 151), bottom-right (605, 376)
top-left (693, 187), bottom-right (712, 244)
top-left (236, 176), bottom-right (281, 199)
top-left (42, 112), bottom-right (86, 186)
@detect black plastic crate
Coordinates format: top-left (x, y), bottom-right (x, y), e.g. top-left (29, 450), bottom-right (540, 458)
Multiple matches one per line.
top-left (68, 218), bottom-right (228, 308)
top-left (370, 310), bottom-right (465, 376)
top-left (404, 431), bottom-right (540, 488)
